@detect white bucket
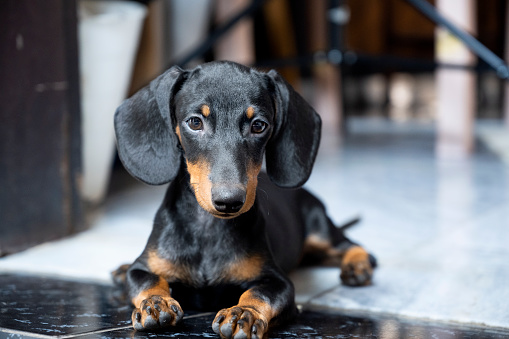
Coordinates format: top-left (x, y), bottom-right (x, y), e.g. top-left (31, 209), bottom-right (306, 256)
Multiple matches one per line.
top-left (78, 0), bottom-right (147, 204)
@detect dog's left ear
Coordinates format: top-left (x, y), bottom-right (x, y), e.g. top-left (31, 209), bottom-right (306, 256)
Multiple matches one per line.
top-left (265, 70), bottom-right (322, 188)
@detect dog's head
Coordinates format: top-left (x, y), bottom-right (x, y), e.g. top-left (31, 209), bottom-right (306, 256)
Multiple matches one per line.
top-left (115, 61), bottom-right (321, 219)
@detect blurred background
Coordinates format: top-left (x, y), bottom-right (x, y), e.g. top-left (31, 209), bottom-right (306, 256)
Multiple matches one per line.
top-left (0, 0), bottom-right (508, 278)
top-left (2, 0), bottom-right (509, 331)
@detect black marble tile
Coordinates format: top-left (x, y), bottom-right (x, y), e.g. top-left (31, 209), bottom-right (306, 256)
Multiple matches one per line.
top-left (76, 313), bottom-right (218, 339)
top-left (0, 274), bottom-right (131, 337)
top-left (271, 310), bottom-right (509, 339)
top-left (56, 310), bottom-right (509, 339)
top-left (1, 274), bottom-right (509, 339)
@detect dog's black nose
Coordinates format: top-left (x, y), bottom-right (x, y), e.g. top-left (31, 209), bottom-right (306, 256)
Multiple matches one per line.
top-left (212, 187), bottom-right (245, 214)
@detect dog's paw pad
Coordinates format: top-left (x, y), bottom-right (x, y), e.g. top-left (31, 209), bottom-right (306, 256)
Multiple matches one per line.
top-left (340, 246), bottom-right (375, 286)
top-left (131, 295), bottom-right (183, 331)
top-left (212, 306), bottom-right (268, 339)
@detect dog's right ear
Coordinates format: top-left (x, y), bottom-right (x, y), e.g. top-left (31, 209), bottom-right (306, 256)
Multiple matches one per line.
top-left (114, 66), bottom-right (186, 185)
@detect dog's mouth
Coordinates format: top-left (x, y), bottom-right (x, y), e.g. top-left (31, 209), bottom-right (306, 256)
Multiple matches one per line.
top-left (210, 211), bottom-right (242, 219)
top-left (199, 191), bottom-right (256, 220)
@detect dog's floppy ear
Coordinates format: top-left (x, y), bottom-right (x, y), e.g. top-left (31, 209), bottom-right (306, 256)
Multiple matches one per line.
top-left (265, 70), bottom-right (322, 188)
top-left (114, 66), bottom-right (186, 185)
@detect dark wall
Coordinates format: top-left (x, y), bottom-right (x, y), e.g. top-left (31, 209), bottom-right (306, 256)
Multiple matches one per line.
top-left (0, 0), bottom-right (83, 255)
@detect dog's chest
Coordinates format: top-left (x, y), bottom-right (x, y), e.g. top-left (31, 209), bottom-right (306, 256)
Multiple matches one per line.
top-left (154, 225), bottom-right (261, 287)
top-left (150, 250), bottom-right (258, 288)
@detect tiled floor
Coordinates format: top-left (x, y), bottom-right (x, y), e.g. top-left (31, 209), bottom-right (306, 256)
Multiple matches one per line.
top-left (2, 274), bottom-right (509, 338)
top-left (1, 118), bottom-right (509, 338)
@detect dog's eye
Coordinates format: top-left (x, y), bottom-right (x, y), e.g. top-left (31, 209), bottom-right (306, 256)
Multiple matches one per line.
top-left (251, 120), bottom-right (267, 134)
top-left (187, 117), bottom-right (203, 131)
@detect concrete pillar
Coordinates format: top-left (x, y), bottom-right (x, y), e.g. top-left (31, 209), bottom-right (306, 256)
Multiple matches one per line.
top-left (435, 0), bottom-right (477, 158)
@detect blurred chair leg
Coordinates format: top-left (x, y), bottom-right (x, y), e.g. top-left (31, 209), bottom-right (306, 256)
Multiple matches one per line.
top-left (262, 0), bottom-right (300, 85)
top-left (309, 0), bottom-right (343, 143)
top-left (129, 0), bottom-right (165, 95)
top-left (214, 0), bottom-right (255, 65)
top-left (435, 0), bottom-right (476, 159)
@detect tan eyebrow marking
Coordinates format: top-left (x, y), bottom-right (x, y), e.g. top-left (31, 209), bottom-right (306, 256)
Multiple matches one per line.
top-left (202, 105), bottom-right (210, 117)
top-left (246, 106), bottom-right (255, 119)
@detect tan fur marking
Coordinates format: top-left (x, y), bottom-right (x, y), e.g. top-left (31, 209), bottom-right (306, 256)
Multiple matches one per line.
top-left (213, 290), bottom-right (272, 337)
top-left (186, 159), bottom-right (216, 215)
top-left (202, 104), bottom-right (210, 117)
top-left (175, 125), bottom-right (182, 144)
top-left (303, 234), bottom-right (345, 266)
top-left (340, 245), bottom-right (373, 286)
top-left (224, 255), bottom-right (264, 282)
top-left (342, 246), bottom-right (369, 266)
top-left (147, 250), bottom-right (194, 285)
top-left (303, 234), bottom-right (331, 253)
top-left (131, 276), bottom-right (171, 308)
top-left (246, 106), bottom-right (255, 119)
top-left (237, 162), bottom-right (262, 216)
top-left (238, 290), bottom-right (275, 320)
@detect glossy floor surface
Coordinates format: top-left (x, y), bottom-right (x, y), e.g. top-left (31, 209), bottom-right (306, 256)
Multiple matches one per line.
top-left (1, 118), bottom-right (508, 337)
top-left (2, 274), bottom-right (509, 338)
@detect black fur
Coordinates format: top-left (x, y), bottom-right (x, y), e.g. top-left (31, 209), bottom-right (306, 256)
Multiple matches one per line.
top-left (113, 61), bottom-right (375, 338)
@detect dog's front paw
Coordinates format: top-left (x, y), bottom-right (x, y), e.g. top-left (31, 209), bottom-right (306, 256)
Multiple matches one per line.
top-left (132, 295), bottom-right (184, 331)
top-left (212, 306), bottom-right (268, 339)
top-left (340, 246), bottom-right (376, 286)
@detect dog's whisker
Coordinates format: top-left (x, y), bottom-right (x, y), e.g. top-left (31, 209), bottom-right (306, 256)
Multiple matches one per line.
top-left (258, 188), bottom-right (269, 203)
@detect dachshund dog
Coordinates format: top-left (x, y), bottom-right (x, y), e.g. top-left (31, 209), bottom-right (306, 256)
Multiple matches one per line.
top-left (113, 61), bottom-right (375, 338)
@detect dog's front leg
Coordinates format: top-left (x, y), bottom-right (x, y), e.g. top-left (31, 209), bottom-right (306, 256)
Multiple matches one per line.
top-left (127, 268), bottom-right (184, 331)
top-left (212, 274), bottom-right (295, 339)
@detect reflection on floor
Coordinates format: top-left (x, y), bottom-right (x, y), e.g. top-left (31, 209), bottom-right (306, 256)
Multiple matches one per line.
top-left (2, 274), bottom-right (509, 339)
top-left (1, 118), bottom-right (508, 337)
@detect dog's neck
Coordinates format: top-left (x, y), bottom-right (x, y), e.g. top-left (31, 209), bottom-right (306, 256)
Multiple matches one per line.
top-left (155, 168), bottom-right (265, 266)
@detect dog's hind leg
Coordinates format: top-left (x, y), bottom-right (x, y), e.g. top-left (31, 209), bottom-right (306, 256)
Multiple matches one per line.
top-left (330, 219), bottom-right (377, 286)
top-left (111, 264), bottom-right (130, 288)
top-left (300, 191), bottom-right (376, 286)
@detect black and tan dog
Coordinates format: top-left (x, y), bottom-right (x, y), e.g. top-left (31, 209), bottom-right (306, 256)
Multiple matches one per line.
top-left (113, 61), bottom-right (375, 338)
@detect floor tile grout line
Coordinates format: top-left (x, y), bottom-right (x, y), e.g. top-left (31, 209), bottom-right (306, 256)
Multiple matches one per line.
top-left (181, 312), bottom-right (216, 320)
top-left (58, 325), bottom-right (132, 339)
top-left (59, 312), bottom-right (216, 338)
top-left (298, 285), bottom-right (340, 312)
top-left (0, 327), bottom-right (55, 338)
